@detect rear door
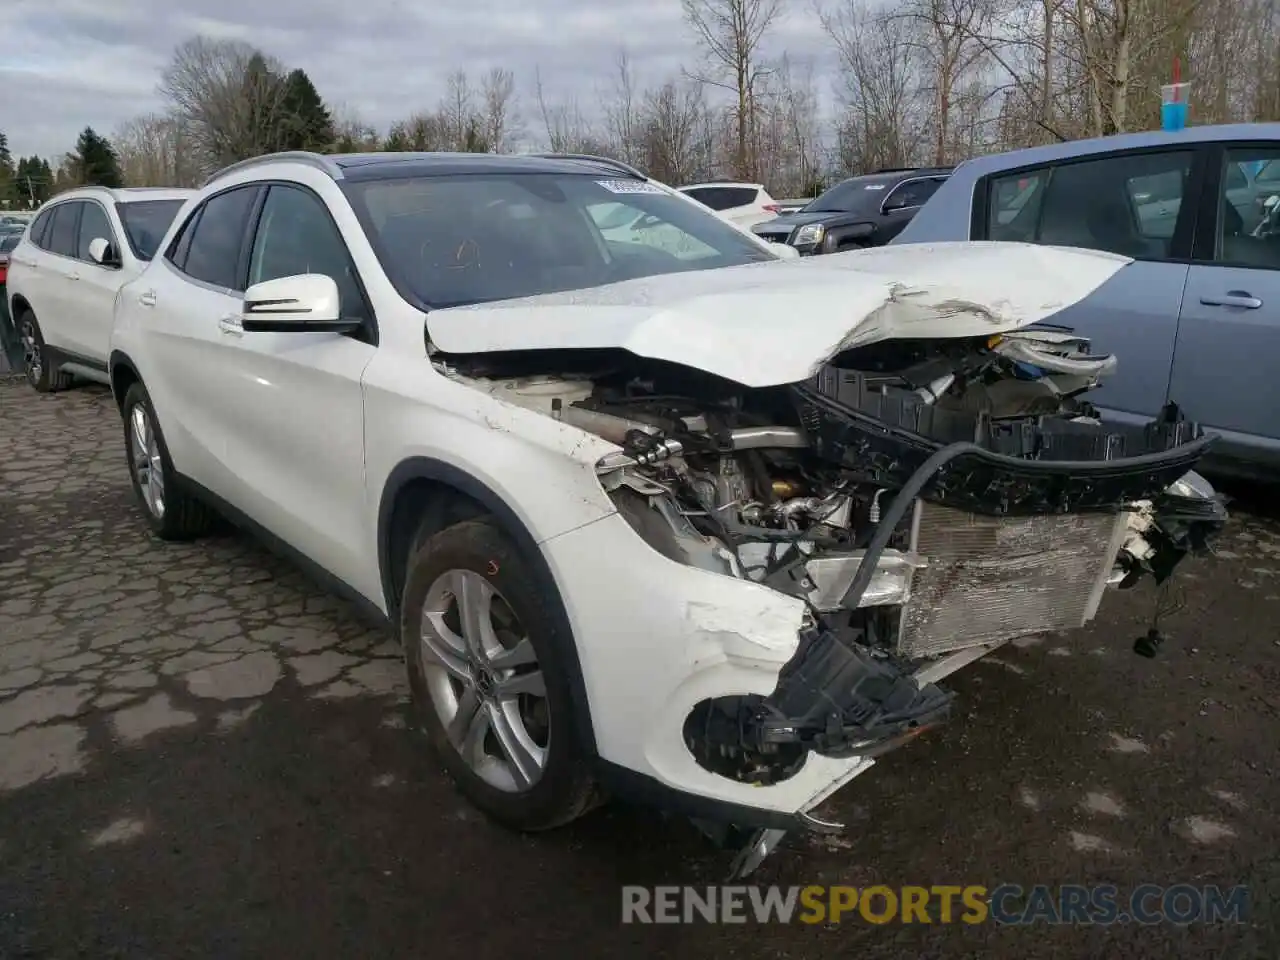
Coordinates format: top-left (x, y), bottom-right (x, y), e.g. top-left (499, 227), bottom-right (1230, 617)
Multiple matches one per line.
top-left (1168, 141), bottom-right (1280, 470)
top-left (974, 146), bottom-right (1207, 424)
top-left (137, 184), bottom-right (264, 491)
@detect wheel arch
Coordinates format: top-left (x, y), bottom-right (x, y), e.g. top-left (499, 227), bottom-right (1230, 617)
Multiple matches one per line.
top-left (8, 291), bottom-right (31, 320)
top-left (378, 456), bottom-right (598, 755)
top-left (109, 350), bottom-right (141, 411)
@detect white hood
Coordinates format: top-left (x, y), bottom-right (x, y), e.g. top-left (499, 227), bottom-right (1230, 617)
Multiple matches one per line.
top-left (426, 241), bottom-right (1130, 388)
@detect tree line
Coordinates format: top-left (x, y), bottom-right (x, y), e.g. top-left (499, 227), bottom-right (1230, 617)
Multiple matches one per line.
top-left (4, 0), bottom-right (1280, 209)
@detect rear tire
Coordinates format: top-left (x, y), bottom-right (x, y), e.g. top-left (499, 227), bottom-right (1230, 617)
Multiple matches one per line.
top-left (401, 517), bottom-right (601, 831)
top-left (17, 310), bottom-right (72, 393)
top-left (121, 381), bottom-right (214, 541)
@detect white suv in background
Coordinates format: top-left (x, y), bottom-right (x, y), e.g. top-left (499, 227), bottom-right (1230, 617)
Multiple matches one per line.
top-left (6, 186), bottom-right (193, 392)
top-left (678, 181), bottom-right (781, 229)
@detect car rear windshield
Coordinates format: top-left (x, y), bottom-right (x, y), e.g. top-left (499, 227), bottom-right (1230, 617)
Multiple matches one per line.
top-left (801, 178), bottom-right (896, 215)
top-left (116, 199), bottom-right (187, 261)
top-left (681, 185), bottom-right (760, 211)
top-left (342, 173), bottom-right (777, 309)
top-left (0, 232), bottom-right (20, 253)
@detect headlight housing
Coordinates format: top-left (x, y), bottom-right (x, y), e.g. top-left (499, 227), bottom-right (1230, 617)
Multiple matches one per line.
top-left (792, 223), bottom-right (825, 246)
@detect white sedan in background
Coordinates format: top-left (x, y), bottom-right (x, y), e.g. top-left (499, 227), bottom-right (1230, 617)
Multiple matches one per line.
top-left (6, 186), bottom-right (193, 391)
top-left (678, 181), bottom-right (782, 229)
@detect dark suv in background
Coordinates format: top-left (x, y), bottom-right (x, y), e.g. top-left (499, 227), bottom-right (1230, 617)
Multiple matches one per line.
top-left (752, 167), bottom-right (952, 255)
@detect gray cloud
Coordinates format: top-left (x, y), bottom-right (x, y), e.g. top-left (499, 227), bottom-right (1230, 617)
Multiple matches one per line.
top-left (3, 0), bottom-right (834, 160)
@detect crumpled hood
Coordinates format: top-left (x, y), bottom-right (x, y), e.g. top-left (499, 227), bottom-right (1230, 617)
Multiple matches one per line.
top-left (426, 241), bottom-right (1131, 388)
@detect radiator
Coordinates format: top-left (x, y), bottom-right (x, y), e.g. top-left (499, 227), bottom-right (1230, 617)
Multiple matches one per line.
top-left (896, 501), bottom-right (1129, 659)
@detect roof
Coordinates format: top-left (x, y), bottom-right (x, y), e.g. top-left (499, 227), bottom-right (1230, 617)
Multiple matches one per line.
top-left (203, 150), bottom-right (647, 187)
top-left (679, 181), bottom-right (766, 191)
top-left (36, 185), bottom-right (194, 206)
top-left (835, 168), bottom-right (953, 189)
top-left (951, 122), bottom-right (1280, 177)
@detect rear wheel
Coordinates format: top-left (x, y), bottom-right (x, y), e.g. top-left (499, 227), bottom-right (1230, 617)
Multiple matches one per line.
top-left (17, 310), bottom-right (71, 393)
top-left (121, 381), bottom-right (214, 541)
top-left (401, 517), bottom-right (600, 831)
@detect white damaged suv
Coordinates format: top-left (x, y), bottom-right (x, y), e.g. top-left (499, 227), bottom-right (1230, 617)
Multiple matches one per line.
top-left (106, 151), bottom-right (1226, 873)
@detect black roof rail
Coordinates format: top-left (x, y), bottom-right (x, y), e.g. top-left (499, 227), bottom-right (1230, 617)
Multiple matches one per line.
top-left (527, 153), bottom-right (647, 180)
top-left (873, 165), bottom-right (955, 175)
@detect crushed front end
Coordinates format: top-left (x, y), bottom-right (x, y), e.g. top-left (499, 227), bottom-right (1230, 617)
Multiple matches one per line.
top-left (585, 331), bottom-right (1226, 789)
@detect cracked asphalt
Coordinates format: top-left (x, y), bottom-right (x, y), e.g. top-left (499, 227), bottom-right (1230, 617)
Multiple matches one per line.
top-left (0, 376), bottom-right (1276, 959)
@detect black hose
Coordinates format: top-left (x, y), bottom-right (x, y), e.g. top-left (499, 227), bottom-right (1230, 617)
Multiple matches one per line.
top-left (837, 441), bottom-right (987, 609)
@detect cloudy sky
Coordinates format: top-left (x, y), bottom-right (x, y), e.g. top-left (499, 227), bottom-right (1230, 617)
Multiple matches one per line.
top-left (4, 0), bottom-right (836, 161)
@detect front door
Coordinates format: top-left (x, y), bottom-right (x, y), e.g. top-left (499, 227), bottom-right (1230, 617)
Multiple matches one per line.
top-left (210, 182), bottom-right (377, 596)
top-left (1169, 143), bottom-right (1280, 469)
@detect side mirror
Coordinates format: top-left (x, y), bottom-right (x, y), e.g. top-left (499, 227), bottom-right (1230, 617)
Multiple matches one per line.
top-left (88, 237), bottom-right (121, 267)
top-left (241, 274), bottom-right (358, 334)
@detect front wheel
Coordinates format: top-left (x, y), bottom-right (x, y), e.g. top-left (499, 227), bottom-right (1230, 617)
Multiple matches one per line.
top-left (121, 381), bottom-right (214, 541)
top-left (401, 517), bottom-right (601, 831)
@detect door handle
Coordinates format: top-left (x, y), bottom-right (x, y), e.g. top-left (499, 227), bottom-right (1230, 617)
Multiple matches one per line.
top-left (138, 290), bottom-right (157, 307)
top-left (67, 272), bottom-right (80, 281)
top-left (1200, 291), bottom-right (1262, 309)
top-left (217, 315), bottom-right (243, 336)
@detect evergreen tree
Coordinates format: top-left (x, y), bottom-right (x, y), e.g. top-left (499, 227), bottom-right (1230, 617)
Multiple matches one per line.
top-left (71, 127), bottom-right (123, 188)
top-left (0, 132), bottom-right (14, 207)
top-left (278, 69), bottom-right (335, 152)
top-left (14, 156), bottom-right (54, 207)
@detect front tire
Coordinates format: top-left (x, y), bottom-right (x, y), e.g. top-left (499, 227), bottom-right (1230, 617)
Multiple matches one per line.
top-left (121, 381), bottom-right (214, 541)
top-left (402, 517), bottom-right (600, 831)
top-left (17, 310), bottom-right (72, 393)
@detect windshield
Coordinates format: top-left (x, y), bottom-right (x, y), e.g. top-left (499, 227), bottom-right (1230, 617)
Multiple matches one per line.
top-left (0, 233), bottom-right (20, 253)
top-left (342, 173), bottom-right (778, 309)
top-left (801, 178), bottom-right (892, 215)
top-left (115, 199), bottom-right (187, 261)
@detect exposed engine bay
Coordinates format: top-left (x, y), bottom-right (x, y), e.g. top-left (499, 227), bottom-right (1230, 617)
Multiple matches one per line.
top-left (437, 330), bottom-right (1227, 791)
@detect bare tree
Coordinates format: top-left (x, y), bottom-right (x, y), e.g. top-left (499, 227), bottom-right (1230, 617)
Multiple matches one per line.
top-left (532, 67), bottom-right (605, 153)
top-left (602, 50), bottom-right (643, 166)
top-left (904, 0), bottom-right (994, 163)
top-left (681, 0), bottom-right (785, 179)
top-left (113, 113), bottom-right (202, 187)
top-left (481, 67), bottom-right (518, 152)
top-left (822, 2), bottom-right (927, 171)
top-left (639, 79), bottom-right (712, 184)
top-left (158, 36), bottom-right (290, 171)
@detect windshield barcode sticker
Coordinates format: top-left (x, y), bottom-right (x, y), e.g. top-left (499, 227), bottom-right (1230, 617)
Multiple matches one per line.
top-left (597, 179), bottom-right (665, 195)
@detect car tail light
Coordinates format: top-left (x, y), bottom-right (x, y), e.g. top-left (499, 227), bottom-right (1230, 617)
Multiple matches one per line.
top-left (762, 204), bottom-right (781, 213)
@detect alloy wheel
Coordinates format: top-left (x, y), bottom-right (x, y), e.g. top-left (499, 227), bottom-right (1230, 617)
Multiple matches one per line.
top-left (419, 568), bottom-right (549, 793)
top-left (19, 317), bottom-right (41, 385)
top-left (129, 403), bottom-right (166, 520)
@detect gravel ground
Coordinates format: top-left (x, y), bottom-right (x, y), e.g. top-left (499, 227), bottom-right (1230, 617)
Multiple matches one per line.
top-left (0, 379), bottom-right (1276, 959)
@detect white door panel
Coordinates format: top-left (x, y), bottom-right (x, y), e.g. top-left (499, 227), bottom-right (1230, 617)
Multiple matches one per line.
top-left (212, 329), bottom-right (375, 594)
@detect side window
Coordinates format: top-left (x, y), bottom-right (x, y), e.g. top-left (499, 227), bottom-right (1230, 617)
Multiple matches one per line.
top-left (988, 150), bottom-right (1193, 259)
top-left (76, 202), bottom-right (115, 262)
top-left (29, 207), bottom-right (55, 249)
top-left (683, 187), bottom-right (757, 211)
top-left (986, 170), bottom-right (1048, 239)
top-left (1215, 146), bottom-right (1280, 270)
top-left (166, 208), bottom-right (201, 271)
top-left (247, 185), bottom-right (368, 319)
top-left (181, 187), bottom-right (259, 290)
top-left (884, 178), bottom-right (944, 212)
top-left (46, 203), bottom-right (82, 258)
